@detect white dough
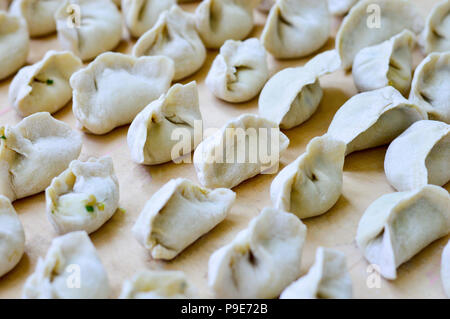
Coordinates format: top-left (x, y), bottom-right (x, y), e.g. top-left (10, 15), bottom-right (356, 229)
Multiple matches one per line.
top-left (442, 240), bottom-right (450, 298)
top-left (421, 0), bottom-right (450, 54)
top-left (327, 0), bottom-right (358, 16)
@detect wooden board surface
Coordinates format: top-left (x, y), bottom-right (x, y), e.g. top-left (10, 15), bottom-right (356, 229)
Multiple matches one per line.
top-left (0, 0), bottom-right (448, 299)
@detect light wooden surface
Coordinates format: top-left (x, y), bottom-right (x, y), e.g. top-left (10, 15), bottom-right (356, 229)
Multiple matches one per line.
top-left (0, 0), bottom-right (448, 299)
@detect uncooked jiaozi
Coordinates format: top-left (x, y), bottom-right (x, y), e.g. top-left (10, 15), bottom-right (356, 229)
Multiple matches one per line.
top-left (385, 120), bottom-right (450, 192)
top-left (133, 178), bottom-right (235, 260)
top-left (46, 157), bottom-right (119, 235)
top-left (193, 114), bottom-right (289, 189)
top-left (9, 50), bottom-right (82, 117)
top-left (10, 0), bottom-right (61, 37)
top-left (0, 11), bottom-right (29, 80)
top-left (23, 231), bottom-right (110, 299)
top-left (120, 270), bottom-right (197, 299)
top-left (71, 52), bottom-right (174, 135)
top-left (0, 112), bottom-right (82, 202)
top-left (336, 0), bottom-right (424, 69)
top-left (55, 0), bottom-right (122, 61)
top-left (421, 0), bottom-right (450, 54)
top-left (280, 247), bottom-right (352, 299)
top-left (409, 51), bottom-right (450, 123)
top-left (208, 207), bottom-right (307, 298)
top-left (261, 0), bottom-right (330, 59)
top-left (206, 38), bottom-right (269, 103)
top-left (271, 134), bottom-right (346, 219)
top-left (122, 0), bottom-right (175, 38)
top-left (442, 240), bottom-right (450, 298)
top-left (133, 5), bottom-right (206, 81)
top-left (0, 195), bottom-right (25, 277)
top-left (327, 0), bottom-right (358, 15)
top-left (356, 185), bottom-right (450, 280)
top-left (353, 29), bottom-right (415, 96)
top-left (327, 86), bottom-right (427, 155)
top-left (259, 50), bottom-right (341, 130)
top-left (127, 82), bottom-right (202, 165)
top-left (195, 0), bottom-right (259, 49)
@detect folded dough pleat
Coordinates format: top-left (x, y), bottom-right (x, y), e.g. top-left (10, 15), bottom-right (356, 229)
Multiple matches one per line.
top-left (0, 112), bottom-right (82, 202)
top-left (327, 86), bottom-right (427, 155)
top-left (133, 178), bottom-right (235, 260)
top-left (271, 134), bottom-right (346, 219)
top-left (261, 0), bottom-right (330, 59)
top-left (421, 0), bottom-right (450, 54)
top-left (208, 207), bottom-right (307, 298)
top-left (327, 0), bottom-right (359, 16)
top-left (442, 241), bottom-right (450, 298)
top-left (280, 247), bottom-right (352, 299)
top-left (385, 120), bottom-right (450, 192)
top-left (356, 185), bottom-right (450, 280)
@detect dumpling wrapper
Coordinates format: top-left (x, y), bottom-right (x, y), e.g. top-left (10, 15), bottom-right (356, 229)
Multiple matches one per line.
top-left (10, 0), bottom-right (61, 37)
top-left (261, 0), bottom-right (330, 59)
top-left (356, 185), bottom-right (450, 280)
top-left (133, 178), bottom-right (235, 260)
top-left (442, 240), bottom-right (450, 298)
top-left (127, 82), bottom-right (202, 165)
top-left (385, 120), bottom-right (450, 192)
top-left (259, 50), bottom-right (341, 130)
top-left (195, 0), bottom-right (259, 49)
top-left (193, 114), bottom-right (289, 189)
top-left (336, 0), bottom-right (424, 69)
top-left (132, 5), bottom-right (206, 81)
top-left (0, 195), bottom-right (25, 277)
top-left (327, 86), bottom-right (427, 155)
top-left (208, 207), bottom-right (307, 298)
top-left (54, 0), bottom-right (122, 61)
top-left (0, 11), bottom-right (29, 80)
top-left (271, 134), bottom-right (346, 219)
top-left (206, 38), bottom-right (269, 103)
top-left (327, 0), bottom-right (358, 16)
top-left (46, 157), bottom-right (120, 235)
top-left (409, 51), bottom-right (450, 123)
top-left (23, 231), bottom-right (110, 299)
top-left (9, 50), bottom-right (82, 117)
top-left (353, 29), bottom-right (415, 96)
top-left (120, 270), bottom-right (197, 299)
top-left (71, 52), bottom-right (174, 135)
top-left (0, 112), bottom-right (82, 202)
top-left (421, 0), bottom-right (450, 54)
top-left (280, 247), bottom-right (352, 299)
top-left (122, 0), bottom-right (175, 38)
top-left (258, 0), bottom-right (274, 12)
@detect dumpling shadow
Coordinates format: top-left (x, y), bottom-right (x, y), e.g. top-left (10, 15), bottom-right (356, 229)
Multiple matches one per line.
top-left (0, 253), bottom-right (31, 288)
top-left (344, 147), bottom-right (387, 173)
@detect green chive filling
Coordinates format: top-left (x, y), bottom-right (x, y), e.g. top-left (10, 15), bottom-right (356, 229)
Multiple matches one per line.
top-left (85, 205), bottom-right (94, 213)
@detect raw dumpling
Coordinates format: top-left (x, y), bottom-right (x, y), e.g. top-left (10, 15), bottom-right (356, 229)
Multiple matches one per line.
top-left (193, 114), bottom-right (289, 189)
top-left (259, 50), bottom-right (341, 130)
top-left (54, 0), bottom-right (122, 61)
top-left (46, 157), bottom-right (120, 235)
top-left (23, 231), bottom-right (110, 299)
top-left (0, 11), bottom-right (29, 80)
top-left (421, 0), bottom-right (450, 54)
top-left (270, 135), bottom-right (346, 219)
top-left (356, 185), bottom-right (450, 280)
top-left (261, 0), bottom-right (330, 59)
top-left (442, 241), bottom-right (450, 298)
top-left (9, 0), bottom-right (61, 37)
top-left (353, 30), bottom-right (415, 96)
top-left (9, 50), bottom-right (82, 117)
top-left (122, 0), bottom-right (175, 38)
top-left (133, 178), bottom-right (235, 260)
top-left (132, 5), bottom-right (206, 81)
top-left (0, 112), bottom-right (82, 202)
top-left (0, 195), bottom-right (25, 277)
top-left (327, 86), bottom-right (427, 155)
top-left (208, 207), bottom-right (307, 298)
top-left (258, 0), bottom-right (274, 12)
top-left (327, 0), bottom-right (358, 15)
top-left (385, 120), bottom-right (450, 192)
top-left (280, 247), bottom-right (352, 299)
top-left (206, 38), bottom-right (269, 103)
top-left (127, 82), bottom-right (202, 165)
top-left (120, 270), bottom-right (197, 299)
top-left (336, 0), bottom-right (424, 69)
top-left (71, 52), bottom-right (174, 135)
top-left (195, 0), bottom-right (259, 49)
top-left (409, 51), bottom-right (450, 123)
